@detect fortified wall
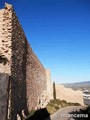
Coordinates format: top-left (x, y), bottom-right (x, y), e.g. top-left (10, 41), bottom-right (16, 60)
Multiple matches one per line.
top-left (46, 69), bottom-right (53, 101)
top-left (0, 3), bottom-right (84, 120)
top-left (55, 84), bottom-right (84, 105)
top-left (0, 3), bottom-right (52, 120)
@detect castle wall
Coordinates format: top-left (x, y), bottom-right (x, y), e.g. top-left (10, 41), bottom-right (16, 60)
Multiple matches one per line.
top-left (0, 4), bottom-right (12, 120)
top-left (10, 6), bottom-right (28, 120)
top-left (0, 73), bottom-right (9, 120)
top-left (56, 84), bottom-right (84, 105)
top-left (0, 4), bottom-right (27, 120)
top-left (26, 44), bottom-right (46, 110)
top-left (0, 3), bottom-right (47, 120)
top-left (0, 5), bottom-right (12, 74)
top-left (11, 3), bottom-right (47, 119)
top-left (46, 69), bottom-right (53, 100)
top-left (0, 3), bottom-right (85, 120)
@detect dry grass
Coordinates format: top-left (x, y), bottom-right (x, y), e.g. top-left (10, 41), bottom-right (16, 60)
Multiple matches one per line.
top-left (26, 99), bottom-right (80, 119)
top-left (46, 99), bottom-right (80, 114)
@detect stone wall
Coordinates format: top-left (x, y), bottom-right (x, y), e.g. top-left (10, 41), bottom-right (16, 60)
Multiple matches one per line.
top-left (0, 3), bottom-right (84, 120)
top-left (46, 69), bottom-right (53, 100)
top-left (0, 4), bottom-right (11, 74)
top-left (0, 4), bottom-right (28, 120)
top-left (0, 73), bottom-right (9, 120)
top-left (0, 3), bottom-right (12, 120)
top-left (0, 3), bottom-right (47, 120)
top-left (10, 5), bottom-right (28, 120)
top-left (26, 43), bottom-right (46, 110)
top-left (55, 84), bottom-right (84, 105)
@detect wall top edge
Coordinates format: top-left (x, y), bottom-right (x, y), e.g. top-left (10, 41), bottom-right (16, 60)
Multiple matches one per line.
top-left (0, 3), bottom-right (13, 11)
top-left (5, 2), bottom-right (13, 8)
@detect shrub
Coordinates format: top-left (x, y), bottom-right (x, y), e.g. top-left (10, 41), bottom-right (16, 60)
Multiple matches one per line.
top-left (46, 99), bottom-right (81, 114)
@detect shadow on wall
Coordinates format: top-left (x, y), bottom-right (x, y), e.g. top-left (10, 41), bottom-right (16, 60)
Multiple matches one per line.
top-left (27, 108), bottom-right (51, 120)
top-left (10, 31), bottom-right (28, 119)
top-left (0, 73), bottom-right (9, 120)
top-left (0, 55), bottom-right (8, 65)
top-left (69, 107), bottom-right (90, 120)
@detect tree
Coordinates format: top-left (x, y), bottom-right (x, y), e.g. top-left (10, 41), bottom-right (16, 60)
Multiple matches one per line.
top-left (53, 81), bottom-right (56, 100)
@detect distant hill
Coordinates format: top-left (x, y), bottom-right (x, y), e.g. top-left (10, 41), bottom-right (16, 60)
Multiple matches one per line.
top-left (62, 81), bottom-right (90, 91)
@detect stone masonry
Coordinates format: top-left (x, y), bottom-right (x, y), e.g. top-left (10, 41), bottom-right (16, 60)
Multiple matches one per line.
top-left (55, 84), bottom-right (84, 105)
top-left (0, 3), bottom-right (84, 120)
top-left (46, 69), bottom-right (53, 101)
top-left (0, 73), bottom-right (9, 120)
top-left (0, 3), bottom-right (52, 120)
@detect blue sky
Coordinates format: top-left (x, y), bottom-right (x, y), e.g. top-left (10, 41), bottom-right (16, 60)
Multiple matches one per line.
top-left (0, 0), bottom-right (90, 83)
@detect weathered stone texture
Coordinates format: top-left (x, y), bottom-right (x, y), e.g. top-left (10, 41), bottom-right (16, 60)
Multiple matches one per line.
top-left (0, 73), bottom-right (9, 120)
top-left (0, 4), bottom-right (12, 120)
top-left (10, 7), bottom-right (28, 120)
top-left (56, 84), bottom-right (84, 105)
top-left (0, 6), bottom-right (11, 74)
top-left (46, 69), bottom-right (53, 100)
top-left (0, 3), bottom-right (47, 120)
top-left (26, 43), bottom-right (46, 110)
top-left (0, 3), bottom-right (85, 120)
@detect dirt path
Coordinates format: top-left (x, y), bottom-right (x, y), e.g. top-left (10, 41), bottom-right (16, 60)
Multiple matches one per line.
top-left (45, 106), bottom-right (86, 120)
